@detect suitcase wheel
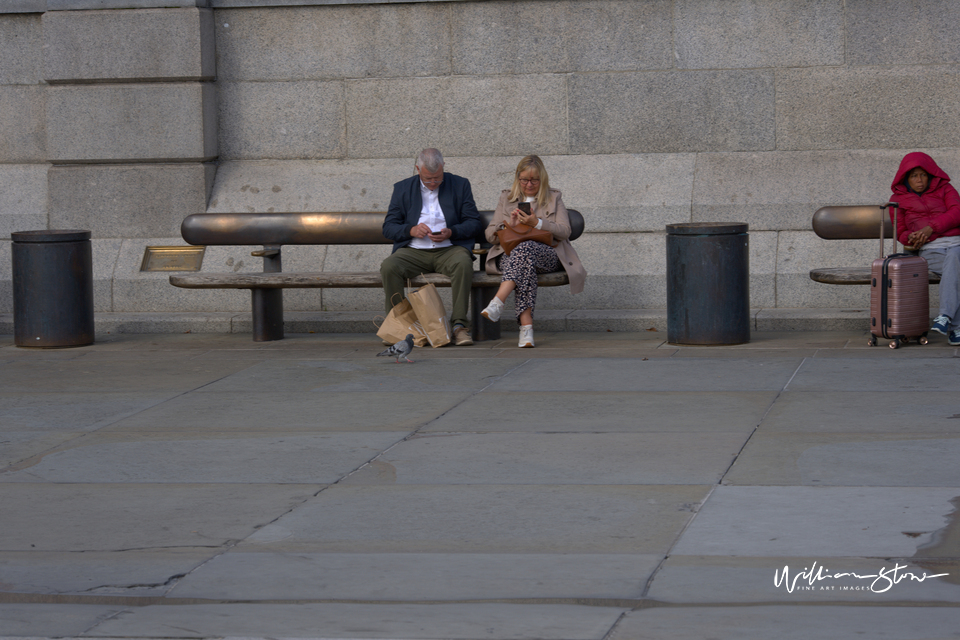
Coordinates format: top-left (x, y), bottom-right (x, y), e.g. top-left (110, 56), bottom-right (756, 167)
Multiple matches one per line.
top-left (889, 338), bottom-right (900, 349)
top-left (919, 335), bottom-right (929, 345)
top-left (868, 335), bottom-right (877, 347)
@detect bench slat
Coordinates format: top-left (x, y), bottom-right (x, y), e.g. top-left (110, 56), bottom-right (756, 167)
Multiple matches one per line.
top-left (810, 267), bottom-right (941, 286)
top-left (170, 270), bottom-right (570, 290)
top-left (812, 205), bottom-right (893, 240)
top-left (181, 210), bottom-right (585, 245)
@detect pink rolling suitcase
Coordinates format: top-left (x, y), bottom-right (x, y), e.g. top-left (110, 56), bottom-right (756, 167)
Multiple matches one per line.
top-left (869, 203), bottom-right (929, 348)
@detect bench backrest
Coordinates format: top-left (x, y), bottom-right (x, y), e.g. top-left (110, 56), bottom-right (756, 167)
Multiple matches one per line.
top-left (181, 210), bottom-right (585, 246)
top-left (812, 205), bottom-right (893, 240)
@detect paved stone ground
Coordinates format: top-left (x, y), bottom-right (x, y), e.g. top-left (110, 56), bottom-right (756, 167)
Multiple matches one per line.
top-left (0, 330), bottom-right (958, 640)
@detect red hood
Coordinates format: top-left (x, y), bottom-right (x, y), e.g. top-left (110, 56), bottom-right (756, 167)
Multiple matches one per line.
top-left (891, 152), bottom-right (951, 193)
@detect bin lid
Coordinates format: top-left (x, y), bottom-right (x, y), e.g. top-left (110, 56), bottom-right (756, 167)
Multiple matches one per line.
top-left (12, 230), bottom-right (91, 243)
top-left (666, 222), bottom-right (748, 235)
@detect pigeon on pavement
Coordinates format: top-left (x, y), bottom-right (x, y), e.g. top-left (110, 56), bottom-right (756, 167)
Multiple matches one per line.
top-left (377, 334), bottom-right (415, 363)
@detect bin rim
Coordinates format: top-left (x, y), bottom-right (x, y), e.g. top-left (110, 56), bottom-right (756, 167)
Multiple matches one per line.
top-left (12, 230), bottom-right (91, 243)
top-left (666, 222), bottom-right (748, 236)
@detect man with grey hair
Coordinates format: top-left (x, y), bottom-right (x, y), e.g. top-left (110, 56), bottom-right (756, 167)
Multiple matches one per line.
top-left (381, 148), bottom-right (482, 346)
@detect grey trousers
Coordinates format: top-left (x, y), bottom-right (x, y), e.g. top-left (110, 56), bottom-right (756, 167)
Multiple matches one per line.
top-left (919, 244), bottom-right (960, 324)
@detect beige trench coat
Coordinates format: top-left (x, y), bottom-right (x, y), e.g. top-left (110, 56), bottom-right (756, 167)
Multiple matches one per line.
top-left (483, 189), bottom-right (586, 295)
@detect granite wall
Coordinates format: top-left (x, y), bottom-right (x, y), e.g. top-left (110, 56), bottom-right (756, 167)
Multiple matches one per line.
top-left (2, 0), bottom-right (959, 319)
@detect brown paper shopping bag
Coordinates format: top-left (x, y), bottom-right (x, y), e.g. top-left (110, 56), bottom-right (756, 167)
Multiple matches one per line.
top-left (406, 282), bottom-right (451, 348)
top-left (376, 294), bottom-right (428, 347)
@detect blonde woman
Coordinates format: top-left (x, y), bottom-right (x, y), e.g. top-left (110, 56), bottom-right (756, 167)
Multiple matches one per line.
top-left (481, 155), bottom-right (586, 347)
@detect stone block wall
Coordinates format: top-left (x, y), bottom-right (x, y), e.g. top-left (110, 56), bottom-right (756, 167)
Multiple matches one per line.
top-left (0, 3), bottom-right (216, 313)
top-left (2, 0), bottom-right (959, 319)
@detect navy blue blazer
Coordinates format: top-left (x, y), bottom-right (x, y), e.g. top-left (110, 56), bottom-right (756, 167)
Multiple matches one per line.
top-left (382, 173), bottom-right (483, 253)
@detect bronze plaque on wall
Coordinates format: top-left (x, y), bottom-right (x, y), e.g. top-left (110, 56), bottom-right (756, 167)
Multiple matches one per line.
top-left (140, 246), bottom-right (205, 272)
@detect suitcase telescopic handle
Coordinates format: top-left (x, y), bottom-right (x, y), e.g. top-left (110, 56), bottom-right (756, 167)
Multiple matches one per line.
top-left (880, 202), bottom-right (899, 258)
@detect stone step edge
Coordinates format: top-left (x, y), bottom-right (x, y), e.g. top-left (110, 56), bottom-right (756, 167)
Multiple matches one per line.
top-left (0, 309), bottom-right (879, 335)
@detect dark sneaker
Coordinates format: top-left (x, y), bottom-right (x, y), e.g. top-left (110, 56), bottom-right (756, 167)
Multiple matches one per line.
top-left (453, 325), bottom-right (473, 346)
top-left (950, 330), bottom-right (960, 346)
top-left (931, 315), bottom-right (951, 336)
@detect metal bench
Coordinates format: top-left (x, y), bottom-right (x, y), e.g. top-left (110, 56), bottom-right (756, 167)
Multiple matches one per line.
top-left (170, 209), bottom-right (584, 342)
top-left (809, 204), bottom-right (941, 286)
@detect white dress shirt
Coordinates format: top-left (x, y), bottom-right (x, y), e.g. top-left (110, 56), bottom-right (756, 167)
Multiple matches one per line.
top-left (409, 180), bottom-right (453, 249)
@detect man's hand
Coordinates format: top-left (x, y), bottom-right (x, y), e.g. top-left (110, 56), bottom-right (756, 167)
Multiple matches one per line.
top-left (428, 228), bottom-right (452, 242)
top-left (410, 223), bottom-right (433, 238)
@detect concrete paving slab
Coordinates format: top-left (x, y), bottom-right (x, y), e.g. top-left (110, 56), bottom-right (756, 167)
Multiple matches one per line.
top-left (672, 486), bottom-right (960, 558)
top-left (760, 390), bottom-right (960, 433)
top-left (3, 331), bottom-right (959, 639)
top-left (169, 552), bottom-right (660, 601)
top-left (787, 358), bottom-right (960, 391)
top-left (192, 345), bottom-right (392, 361)
top-left (59, 332), bottom-right (259, 352)
top-left (474, 331), bottom-right (674, 357)
top-left (214, 337), bottom-right (401, 358)
top-left (58, 332), bottom-right (387, 356)
top-left (0, 358), bottom-right (257, 394)
top-left (99, 391), bottom-right (472, 433)
top-left (723, 432), bottom-right (960, 486)
top-left (681, 331), bottom-right (856, 350)
top-left (0, 604), bottom-right (127, 637)
top-left (85, 602), bottom-right (627, 639)
top-left (0, 340), bottom-right (85, 360)
top-left (77, 341), bottom-right (261, 357)
top-left (384, 345), bottom-right (513, 359)
top-left (486, 358), bottom-right (803, 392)
top-left (496, 332), bottom-right (668, 349)
top-left (0, 392), bottom-right (180, 431)
top-left (815, 343), bottom-right (960, 358)
top-left (0, 431), bottom-right (85, 470)
top-left (647, 555), bottom-right (960, 604)
top-left (237, 484), bottom-right (710, 554)
top-left (668, 347), bottom-right (820, 359)
top-left (608, 606), bottom-right (960, 640)
top-left (0, 484), bottom-right (319, 551)
top-left (756, 309), bottom-right (873, 332)
top-left (494, 346), bottom-right (679, 359)
top-left (341, 432), bottom-right (748, 485)
top-left (423, 390), bottom-right (777, 433)
top-left (195, 359), bottom-right (519, 394)
top-left (0, 348), bottom-right (88, 363)
top-left (0, 432), bottom-right (407, 484)
top-left (0, 549), bottom-right (215, 596)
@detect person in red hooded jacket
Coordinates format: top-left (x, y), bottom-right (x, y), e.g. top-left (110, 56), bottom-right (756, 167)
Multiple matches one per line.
top-left (890, 152), bottom-right (960, 345)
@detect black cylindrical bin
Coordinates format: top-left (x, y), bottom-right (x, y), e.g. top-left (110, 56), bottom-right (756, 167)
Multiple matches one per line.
top-left (666, 223), bottom-right (749, 345)
top-left (12, 230), bottom-right (95, 348)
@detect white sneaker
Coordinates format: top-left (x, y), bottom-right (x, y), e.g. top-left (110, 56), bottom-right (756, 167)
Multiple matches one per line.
top-left (481, 297), bottom-right (504, 323)
top-left (519, 324), bottom-right (535, 348)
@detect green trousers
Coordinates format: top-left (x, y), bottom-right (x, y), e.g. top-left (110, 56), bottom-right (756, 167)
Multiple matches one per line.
top-left (380, 246), bottom-right (473, 329)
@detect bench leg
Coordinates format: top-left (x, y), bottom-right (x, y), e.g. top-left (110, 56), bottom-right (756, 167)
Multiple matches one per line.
top-left (251, 289), bottom-right (284, 342)
top-left (471, 287), bottom-right (501, 342)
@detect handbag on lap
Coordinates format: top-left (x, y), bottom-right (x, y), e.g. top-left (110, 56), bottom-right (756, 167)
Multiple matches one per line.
top-left (495, 222), bottom-right (556, 256)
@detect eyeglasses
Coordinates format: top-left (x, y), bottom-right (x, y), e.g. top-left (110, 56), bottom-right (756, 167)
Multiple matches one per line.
top-left (519, 178), bottom-right (540, 185)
